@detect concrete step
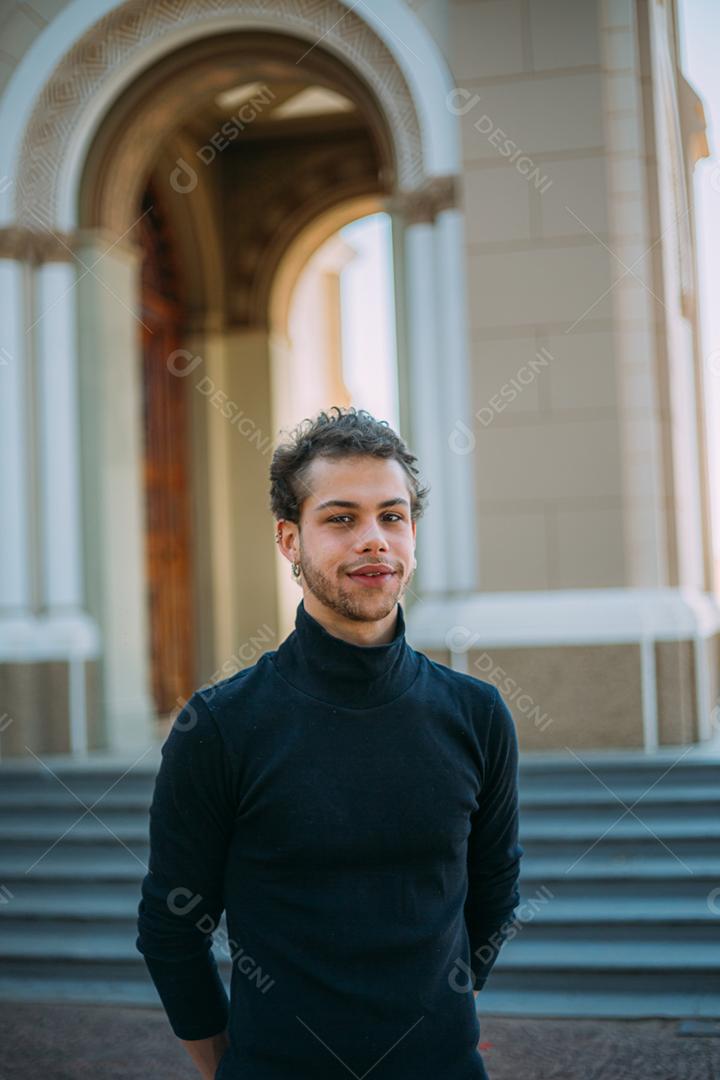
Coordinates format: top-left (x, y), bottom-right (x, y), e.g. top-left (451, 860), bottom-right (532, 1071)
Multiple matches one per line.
top-left (1, 810), bottom-right (717, 843)
top-left (0, 850), bottom-right (148, 880)
top-left (0, 890), bottom-right (716, 928)
top-left (477, 982), bottom-right (720, 1018)
top-left (0, 815), bottom-right (149, 839)
top-left (0, 972), bottom-right (715, 1020)
top-left (495, 937), bottom-right (720, 972)
top-left (1, 749), bottom-right (717, 1019)
top-left (0, 921), bottom-right (227, 966)
top-left (511, 897), bottom-right (720, 923)
top-left (520, 852), bottom-right (720, 876)
top-left (0, 790), bottom-right (153, 807)
top-left (519, 787), bottom-right (720, 816)
top-left (0, 974), bottom-right (164, 1008)
top-left (1, 783), bottom-right (718, 814)
top-left (519, 874), bottom-right (719, 901)
top-left (0, 881), bottom-right (145, 914)
top-left (517, 755), bottom-right (720, 784)
top-left (1, 847), bottom-right (718, 881)
top-left (519, 815), bottom-right (720, 836)
top-left (519, 833), bottom-right (718, 861)
top-left (0, 921), bottom-right (716, 966)
top-left (1, 750), bottom-right (718, 786)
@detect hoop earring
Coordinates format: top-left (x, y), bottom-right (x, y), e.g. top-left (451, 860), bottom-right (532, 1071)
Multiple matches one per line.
top-left (291, 561), bottom-right (302, 579)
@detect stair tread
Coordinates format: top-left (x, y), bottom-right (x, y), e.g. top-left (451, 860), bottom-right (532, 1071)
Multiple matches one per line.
top-left (520, 855), bottom-right (720, 877)
top-left (1, 854), bottom-right (717, 876)
top-left (498, 940), bottom-right (720, 968)
top-left (520, 786), bottom-right (720, 804)
top-left (520, 819), bottom-right (720, 837)
top-left (475, 988), bottom-right (720, 1018)
top-left (1, 818), bottom-right (718, 842)
top-left (0, 892), bottom-right (714, 921)
top-left (1, 784), bottom-right (718, 811)
top-left (0, 977), bottom-right (716, 1018)
top-left (0, 819), bottom-right (148, 836)
top-left (0, 923), bottom-right (718, 967)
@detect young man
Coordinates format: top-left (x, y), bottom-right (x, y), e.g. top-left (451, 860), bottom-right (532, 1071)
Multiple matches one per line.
top-left (136, 406), bottom-right (524, 1080)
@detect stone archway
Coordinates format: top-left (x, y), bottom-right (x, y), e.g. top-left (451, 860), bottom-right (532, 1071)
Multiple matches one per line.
top-left (11, 0), bottom-right (429, 230)
top-left (0, 0), bottom-right (478, 756)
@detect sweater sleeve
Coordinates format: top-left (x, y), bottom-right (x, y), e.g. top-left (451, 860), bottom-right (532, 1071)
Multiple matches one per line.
top-left (135, 690), bottom-right (235, 1039)
top-left (464, 686), bottom-right (524, 991)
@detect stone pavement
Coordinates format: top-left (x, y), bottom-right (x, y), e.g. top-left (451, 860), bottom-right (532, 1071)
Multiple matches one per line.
top-left (1, 1002), bottom-right (719, 1079)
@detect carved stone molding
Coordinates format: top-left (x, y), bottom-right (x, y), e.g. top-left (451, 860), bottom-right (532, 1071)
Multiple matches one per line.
top-left (387, 175), bottom-right (458, 225)
top-left (15, 0), bottom-right (425, 226)
top-left (0, 224), bottom-right (143, 264)
top-left (0, 225), bottom-right (76, 263)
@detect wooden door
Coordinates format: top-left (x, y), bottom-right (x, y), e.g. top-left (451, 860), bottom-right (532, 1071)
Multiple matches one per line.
top-left (138, 187), bottom-right (195, 720)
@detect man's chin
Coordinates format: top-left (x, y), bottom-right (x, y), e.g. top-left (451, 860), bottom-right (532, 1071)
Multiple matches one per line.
top-left (321, 588), bottom-right (397, 621)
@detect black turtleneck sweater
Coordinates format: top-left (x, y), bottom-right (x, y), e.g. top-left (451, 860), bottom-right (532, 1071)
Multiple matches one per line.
top-left (136, 599), bottom-right (523, 1080)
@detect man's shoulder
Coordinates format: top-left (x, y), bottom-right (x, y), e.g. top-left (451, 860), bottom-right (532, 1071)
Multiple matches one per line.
top-left (416, 650), bottom-right (499, 713)
top-left (192, 652), bottom-right (274, 720)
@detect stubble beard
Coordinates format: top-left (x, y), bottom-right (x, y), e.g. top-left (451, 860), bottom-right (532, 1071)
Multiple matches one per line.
top-left (297, 543), bottom-right (414, 623)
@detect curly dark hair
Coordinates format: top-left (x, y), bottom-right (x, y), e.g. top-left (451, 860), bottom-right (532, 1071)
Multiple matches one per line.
top-left (269, 406), bottom-right (430, 524)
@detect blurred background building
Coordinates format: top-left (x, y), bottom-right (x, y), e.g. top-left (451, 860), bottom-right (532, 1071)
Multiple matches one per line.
top-left (1, 0), bottom-right (720, 1024)
top-left (1, 0), bottom-right (718, 758)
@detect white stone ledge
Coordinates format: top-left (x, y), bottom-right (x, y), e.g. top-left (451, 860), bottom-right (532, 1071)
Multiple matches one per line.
top-left (0, 612), bottom-right (101, 661)
top-left (406, 587), bottom-right (720, 650)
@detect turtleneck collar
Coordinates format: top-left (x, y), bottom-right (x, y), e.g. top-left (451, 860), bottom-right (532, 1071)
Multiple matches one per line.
top-left (271, 598), bottom-right (421, 710)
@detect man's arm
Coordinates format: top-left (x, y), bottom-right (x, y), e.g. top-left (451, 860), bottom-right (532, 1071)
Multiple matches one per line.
top-left (180, 1029), bottom-right (230, 1080)
top-left (464, 686), bottom-right (524, 993)
top-left (136, 691), bottom-right (236, 1075)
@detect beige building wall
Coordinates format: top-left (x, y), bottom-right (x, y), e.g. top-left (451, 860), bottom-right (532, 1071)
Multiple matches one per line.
top-left (448, 0), bottom-right (624, 592)
top-left (0, 0), bottom-right (717, 757)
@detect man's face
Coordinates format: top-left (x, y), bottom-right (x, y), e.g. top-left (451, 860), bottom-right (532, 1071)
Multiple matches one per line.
top-left (288, 454), bottom-right (417, 623)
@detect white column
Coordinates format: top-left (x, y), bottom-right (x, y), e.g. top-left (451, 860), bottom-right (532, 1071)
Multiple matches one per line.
top-left (32, 257), bottom-right (102, 756)
top-left (74, 235), bottom-right (154, 752)
top-left (403, 210), bottom-right (477, 597)
top-left (0, 258), bottom-right (32, 612)
top-left (35, 261), bottom-right (84, 610)
top-left (598, 4), bottom-right (669, 589)
top-left (434, 208), bottom-right (478, 594)
top-left (404, 221), bottom-right (447, 595)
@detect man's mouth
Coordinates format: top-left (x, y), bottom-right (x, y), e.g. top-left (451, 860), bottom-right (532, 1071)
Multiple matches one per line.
top-left (347, 569), bottom-right (396, 586)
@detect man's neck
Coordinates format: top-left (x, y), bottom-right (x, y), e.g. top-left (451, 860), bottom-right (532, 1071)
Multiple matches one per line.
top-left (302, 595), bottom-right (399, 648)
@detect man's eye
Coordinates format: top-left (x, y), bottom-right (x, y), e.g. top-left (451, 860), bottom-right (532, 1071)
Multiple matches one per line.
top-left (328, 514), bottom-right (403, 524)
